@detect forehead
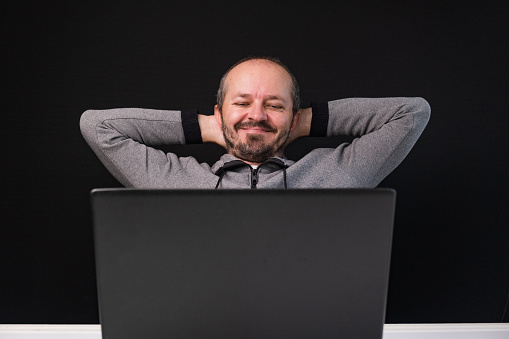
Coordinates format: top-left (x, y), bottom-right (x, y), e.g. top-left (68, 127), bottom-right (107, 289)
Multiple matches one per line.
top-left (225, 60), bottom-right (292, 99)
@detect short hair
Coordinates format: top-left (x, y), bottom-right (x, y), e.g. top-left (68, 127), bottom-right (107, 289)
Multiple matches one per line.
top-left (216, 56), bottom-right (301, 115)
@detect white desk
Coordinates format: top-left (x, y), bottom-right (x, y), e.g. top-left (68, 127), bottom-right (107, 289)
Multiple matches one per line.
top-left (0, 324), bottom-right (508, 338)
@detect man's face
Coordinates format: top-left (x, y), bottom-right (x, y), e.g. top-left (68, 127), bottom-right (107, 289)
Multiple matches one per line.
top-left (214, 60), bottom-right (299, 164)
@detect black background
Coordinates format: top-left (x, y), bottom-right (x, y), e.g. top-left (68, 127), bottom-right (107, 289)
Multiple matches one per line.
top-left (1, 0), bottom-right (508, 324)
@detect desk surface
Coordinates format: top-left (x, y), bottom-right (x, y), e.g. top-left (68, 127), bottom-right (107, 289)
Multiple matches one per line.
top-left (0, 324), bottom-right (508, 339)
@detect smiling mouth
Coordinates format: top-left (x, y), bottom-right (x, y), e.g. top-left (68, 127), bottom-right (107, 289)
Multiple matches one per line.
top-left (235, 121), bottom-right (276, 133)
top-left (241, 127), bottom-right (271, 133)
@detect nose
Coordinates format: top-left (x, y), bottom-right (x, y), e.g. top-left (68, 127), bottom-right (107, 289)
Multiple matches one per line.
top-left (248, 102), bottom-right (267, 121)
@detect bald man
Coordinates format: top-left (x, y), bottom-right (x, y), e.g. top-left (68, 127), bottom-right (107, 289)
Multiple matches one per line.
top-left (80, 56), bottom-right (430, 189)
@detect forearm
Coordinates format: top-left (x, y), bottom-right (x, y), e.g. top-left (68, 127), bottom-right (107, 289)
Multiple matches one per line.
top-left (325, 97), bottom-right (431, 137)
top-left (80, 108), bottom-right (187, 149)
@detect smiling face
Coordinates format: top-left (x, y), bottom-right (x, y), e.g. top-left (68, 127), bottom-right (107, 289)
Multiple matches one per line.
top-left (214, 59), bottom-right (299, 165)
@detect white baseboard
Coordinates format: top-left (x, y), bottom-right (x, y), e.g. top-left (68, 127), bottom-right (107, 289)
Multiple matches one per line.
top-left (0, 323), bottom-right (507, 338)
top-left (383, 323), bottom-right (509, 339)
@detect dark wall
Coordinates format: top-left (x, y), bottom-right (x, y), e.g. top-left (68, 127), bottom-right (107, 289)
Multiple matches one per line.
top-left (2, 1), bottom-right (507, 324)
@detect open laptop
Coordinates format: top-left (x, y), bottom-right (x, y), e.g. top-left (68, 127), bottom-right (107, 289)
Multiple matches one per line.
top-left (91, 188), bottom-right (396, 339)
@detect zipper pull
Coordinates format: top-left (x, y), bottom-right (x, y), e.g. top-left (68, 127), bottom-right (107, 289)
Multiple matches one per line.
top-left (251, 167), bottom-right (259, 189)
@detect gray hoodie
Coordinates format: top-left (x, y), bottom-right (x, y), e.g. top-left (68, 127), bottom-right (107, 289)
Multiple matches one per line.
top-left (80, 97), bottom-right (430, 189)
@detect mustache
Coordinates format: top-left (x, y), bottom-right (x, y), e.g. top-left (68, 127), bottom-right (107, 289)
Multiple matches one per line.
top-left (234, 121), bottom-right (277, 133)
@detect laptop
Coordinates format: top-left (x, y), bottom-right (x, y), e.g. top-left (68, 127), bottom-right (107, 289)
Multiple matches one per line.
top-left (91, 188), bottom-right (396, 339)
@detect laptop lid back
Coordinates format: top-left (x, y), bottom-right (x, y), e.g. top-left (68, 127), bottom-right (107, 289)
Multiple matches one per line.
top-left (91, 188), bottom-right (396, 339)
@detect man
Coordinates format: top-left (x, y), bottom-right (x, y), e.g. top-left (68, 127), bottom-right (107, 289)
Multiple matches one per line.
top-left (80, 56), bottom-right (430, 189)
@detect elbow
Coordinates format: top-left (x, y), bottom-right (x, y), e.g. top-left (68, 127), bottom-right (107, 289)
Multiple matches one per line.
top-left (406, 97), bottom-right (431, 131)
top-left (413, 97), bottom-right (431, 123)
top-left (79, 109), bottom-right (100, 142)
top-left (79, 110), bottom-right (89, 136)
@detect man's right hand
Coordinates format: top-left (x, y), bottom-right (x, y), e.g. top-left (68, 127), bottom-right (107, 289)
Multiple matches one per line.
top-left (285, 107), bottom-right (312, 145)
top-left (198, 114), bottom-right (226, 148)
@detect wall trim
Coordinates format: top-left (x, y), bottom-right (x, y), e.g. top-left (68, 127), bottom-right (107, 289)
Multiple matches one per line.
top-left (0, 323), bottom-right (508, 338)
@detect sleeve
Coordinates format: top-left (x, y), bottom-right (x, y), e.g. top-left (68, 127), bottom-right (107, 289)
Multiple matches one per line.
top-left (309, 97), bottom-right (431, 187)
top-left (79, 107), bottom-right (203, 187)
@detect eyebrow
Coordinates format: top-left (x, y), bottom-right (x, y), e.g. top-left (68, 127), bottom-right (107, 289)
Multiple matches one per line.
top-left (236, 94), bottom-right (251, 99)
top-left (235, 94), bottom-right (286, 102)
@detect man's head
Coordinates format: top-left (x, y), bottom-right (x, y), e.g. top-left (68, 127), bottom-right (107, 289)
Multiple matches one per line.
top-left (214, 56), bottom-right (301, 165)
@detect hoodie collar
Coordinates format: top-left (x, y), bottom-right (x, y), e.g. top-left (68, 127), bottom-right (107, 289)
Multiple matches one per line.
top-left (211, 153), bottom-right (294, 174)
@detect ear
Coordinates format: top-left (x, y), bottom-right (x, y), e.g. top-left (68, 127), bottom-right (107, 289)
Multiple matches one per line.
top-left (214, 105), bottom-right (223, 128)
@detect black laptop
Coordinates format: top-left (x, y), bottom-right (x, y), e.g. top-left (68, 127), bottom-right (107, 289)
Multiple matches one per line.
top-left (91, 188), bottom-right (396, 339)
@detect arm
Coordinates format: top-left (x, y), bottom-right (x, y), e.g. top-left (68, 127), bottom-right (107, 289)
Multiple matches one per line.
top-left (80, 108), bottom-right (203, 187)
top-left (323, 97), bottom-right (430, 139)
top-left (332, 97), bottom-right (430, 186)
top-left (289, 97), bottom-right (430, 187)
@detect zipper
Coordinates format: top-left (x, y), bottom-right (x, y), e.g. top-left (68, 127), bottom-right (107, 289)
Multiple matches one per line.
top-left (250, 167), bottom-right (260, 189)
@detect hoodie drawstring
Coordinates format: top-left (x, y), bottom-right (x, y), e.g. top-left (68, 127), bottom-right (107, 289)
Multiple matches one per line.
top-left (283, 166), bottom-right (288, 189)
top-left (214, 160), bottom-right (247, 189)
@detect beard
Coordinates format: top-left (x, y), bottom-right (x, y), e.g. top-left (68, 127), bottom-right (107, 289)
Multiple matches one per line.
top-left (222, 119), bottom-right (292, 163)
